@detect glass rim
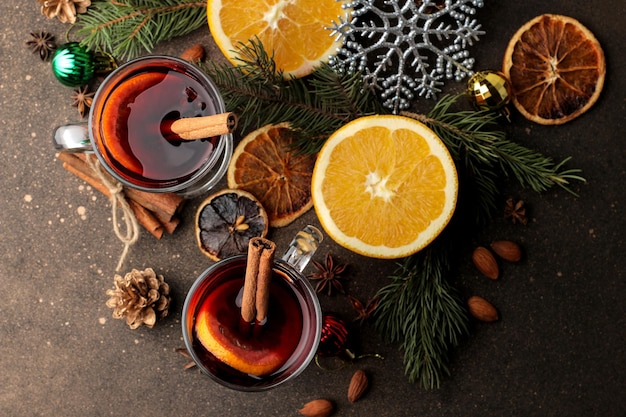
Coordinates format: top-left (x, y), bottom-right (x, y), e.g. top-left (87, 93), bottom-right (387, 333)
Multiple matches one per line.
top-left (88, 55), bottom-right (230, 194)
top-left (181, 255), bottom-right (322, 391)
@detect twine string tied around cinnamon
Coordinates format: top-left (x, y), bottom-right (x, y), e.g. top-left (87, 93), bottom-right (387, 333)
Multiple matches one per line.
top-left (85, 156), bottom-right (139, 271)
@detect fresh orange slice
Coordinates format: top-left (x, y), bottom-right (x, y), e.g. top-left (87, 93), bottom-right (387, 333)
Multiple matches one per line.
top-left (207, 0), bottom-right (350, 78)
top-left (503, 14), bottom-right (605, 125)
top-left (311, 115), bottom-right (458, 259)
top-left (227, 123), bottom-right (316, 227)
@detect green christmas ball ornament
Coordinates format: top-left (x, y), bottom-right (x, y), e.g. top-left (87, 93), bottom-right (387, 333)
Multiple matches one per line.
top-left (467, 70), bottom-right (512, 120)
top-left (51, 42), bottom-right (95, 87)
top-left (51, 42), bottom-right (117, 87)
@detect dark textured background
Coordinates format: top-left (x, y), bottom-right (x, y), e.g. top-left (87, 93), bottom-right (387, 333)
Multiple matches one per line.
top-left (1, 1), bottom-right (624, 416)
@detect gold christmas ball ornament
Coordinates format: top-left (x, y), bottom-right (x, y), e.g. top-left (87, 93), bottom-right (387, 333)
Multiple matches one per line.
top-left (467, 70), bottom-right (512, 117)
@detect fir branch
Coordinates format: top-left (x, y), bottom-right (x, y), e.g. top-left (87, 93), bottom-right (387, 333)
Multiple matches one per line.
top-left (374, 243), bottom-right (469, 389)
top-left (402, 95), bottom-right (586, 196)
top-left (200, 39), bottom-right (385, 153)
top-left (73, 0), bottom-right (207, 60)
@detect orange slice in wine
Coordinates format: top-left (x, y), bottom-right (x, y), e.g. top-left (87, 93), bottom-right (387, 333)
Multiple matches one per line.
top-left (195, 308), bottom-right (286, 376)
top-left (100, 71), bottom-right (167, 174)
top-left (194, 279), bottom-right (300, 377)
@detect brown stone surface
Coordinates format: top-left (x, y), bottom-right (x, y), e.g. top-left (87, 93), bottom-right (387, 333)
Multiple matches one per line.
top-left (1, 2), bottom-right (624, 416)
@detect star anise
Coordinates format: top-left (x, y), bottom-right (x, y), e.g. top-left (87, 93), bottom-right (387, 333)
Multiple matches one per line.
top-left (504, 197), bottom-right (528, 225)
top-left (348, 295), bottom-right (379, 325)
top-left (26, 31), bottom-right (57, 61)
top-left (70, 85), bottom-right (95, 118)
top-left (308, 252), bottom-right (348, 296)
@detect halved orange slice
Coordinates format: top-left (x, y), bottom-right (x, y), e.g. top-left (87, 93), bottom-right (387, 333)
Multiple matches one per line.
top-left (311, 115), bottom-right (458, 259)
top-left (207, 0), bottom-right (350, 78)
top-left (503, 14), bottom-right (605, 125)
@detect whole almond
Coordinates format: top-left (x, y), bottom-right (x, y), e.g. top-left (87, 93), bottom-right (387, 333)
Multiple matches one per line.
top-left (467, 296), bottom-right (499, 322)
top-left (472, 246), bottom-right (499, 279)
top-left (180, 44), bottom-right (205, 62)
top-left (299, 399), bottom-right (334, 417)
top-left (490, 240), bottom-right (522, 262)
top-left (347, 369), bottom-right (369, 403)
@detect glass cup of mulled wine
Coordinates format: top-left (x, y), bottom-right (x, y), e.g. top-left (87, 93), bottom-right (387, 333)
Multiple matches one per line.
top-left (182, 226), bottom-right (323, 391)
top-left (53, 55), bottom-right (233, 197)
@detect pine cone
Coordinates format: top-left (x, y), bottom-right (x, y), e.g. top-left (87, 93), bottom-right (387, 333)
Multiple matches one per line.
top-left (106, 268), bottom-right (171, 329)
top-left (39, 0), bottom-right (91, 24)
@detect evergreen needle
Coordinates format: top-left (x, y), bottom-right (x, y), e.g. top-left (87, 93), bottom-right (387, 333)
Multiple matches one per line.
top-left (73, 0), bottom-right (207, 60)
top-left (200, 39), bottom-right (385, 154)
top-left (374, 241), bottom-right (469, 389)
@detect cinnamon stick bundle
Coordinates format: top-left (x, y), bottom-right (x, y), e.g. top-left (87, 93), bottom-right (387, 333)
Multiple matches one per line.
top-left (241, 238), bottom-right (276, 327)
top-left (57, 152), bottom-right (184, 239)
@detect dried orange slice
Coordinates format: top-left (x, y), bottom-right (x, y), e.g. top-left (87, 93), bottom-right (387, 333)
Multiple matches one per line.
top-left (195, 189), bottom-right (269, 261)
top-left (311, 115), bottom-right (458, 259)
top-left (207, 0), bottom-right (350, 78)
top-left (503, 14), bottom-right (605, 125)
top-left (227, 123), bottom-right (316, 227)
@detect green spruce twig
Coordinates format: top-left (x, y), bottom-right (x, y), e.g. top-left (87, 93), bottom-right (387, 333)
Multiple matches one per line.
top-left (200, 39), bottom-right (385, 153)
top-left (399, 95), bottom-right (585, 222)
top-left (374, 240), bottom-right (469, 389)
top-left (73, 0), bottom-right (207, 60)
top-left (403, 94), bottom-right (586, 195)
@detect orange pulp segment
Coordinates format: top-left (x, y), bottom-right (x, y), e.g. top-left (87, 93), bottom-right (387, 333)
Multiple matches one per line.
top-left (207, 0), bottom-right (350, 78)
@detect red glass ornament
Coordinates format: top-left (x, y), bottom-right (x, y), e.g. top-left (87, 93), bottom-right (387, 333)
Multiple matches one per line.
top-left (317, 312), bottom-right (351, 358)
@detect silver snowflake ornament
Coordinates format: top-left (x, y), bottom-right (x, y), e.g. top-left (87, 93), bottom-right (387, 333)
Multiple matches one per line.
top-left (329, 0), bottom-right (485, 112)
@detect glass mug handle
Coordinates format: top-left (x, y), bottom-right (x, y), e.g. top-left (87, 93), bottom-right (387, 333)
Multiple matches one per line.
top-left (53, 122), bottom-right (92, 152)
top-left (281, 225), bottom-right (324, 273)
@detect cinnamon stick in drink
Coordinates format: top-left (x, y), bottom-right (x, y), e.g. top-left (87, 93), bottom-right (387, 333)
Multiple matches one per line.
top-left (241, 240), bottom-right (263, 324)
top-left (163, 112), bottom-right (238, 141)
top-left (256, 241), bottom-right (275, 323)
top-left (241, 238), bottom-right (276, 326)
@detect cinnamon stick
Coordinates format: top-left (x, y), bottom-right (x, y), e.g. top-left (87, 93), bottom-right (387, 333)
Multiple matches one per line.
top-left (65, 153), bottom-right (184, 222)
top-left (164, 112), bottom-right (238, 141)
top-left (152, 210), bottom-right (180, 235)
top-left (61, 160), bottom-right (111, 197)
top-left (241, 238), bottom-right (276, 325)
top-left (124, 188), bottom-right (184, 221)
top-left (127, 199), bottom-right (165, 239)
top-left (256, 241), bottom-right (275, 323)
